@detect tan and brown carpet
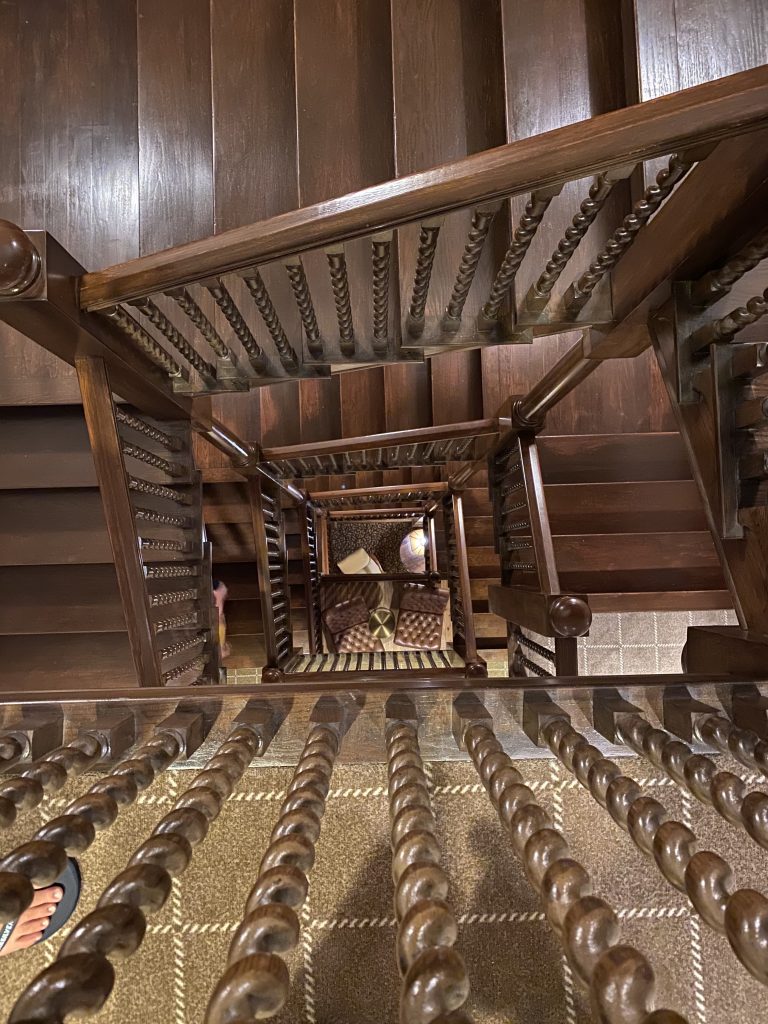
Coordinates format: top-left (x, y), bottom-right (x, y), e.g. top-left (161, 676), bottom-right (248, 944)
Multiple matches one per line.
top-left (0, 742), bottom-right (765, 1023)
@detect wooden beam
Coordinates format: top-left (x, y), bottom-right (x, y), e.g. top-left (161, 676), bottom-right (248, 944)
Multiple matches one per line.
top-left (80, 67), bottom-right (768, 309)
top-left (76, 357), bottom-right (161, 687)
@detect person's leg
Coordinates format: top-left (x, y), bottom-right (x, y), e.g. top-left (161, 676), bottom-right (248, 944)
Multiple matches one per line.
top-left (212, 580), bottom-right (231, 658)
top-left (0, 886), bottom-right (63, 957)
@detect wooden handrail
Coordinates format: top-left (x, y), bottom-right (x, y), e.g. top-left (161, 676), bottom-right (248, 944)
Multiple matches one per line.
top-left (79, 67), bottom-right (768, 310)
top-left (262, 418), bottom-right (498, 461)
top-left (309, 481), bottom-right (447, 502)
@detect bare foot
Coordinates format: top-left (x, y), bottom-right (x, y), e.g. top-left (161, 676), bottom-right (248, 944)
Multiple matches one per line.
top-left (0, 886), bottom-right (63, 957)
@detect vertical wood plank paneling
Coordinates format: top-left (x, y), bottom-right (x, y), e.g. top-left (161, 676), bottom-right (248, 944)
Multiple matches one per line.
top-left (211, 0), bottom-right (298, 226)
top-left (295, 0), bottom-right (395, 360)
top-left (339, 369), bottom-right (387, 437)
top-left (391, 0), bottom-right (507, 339)
top-left (384, 364), bottom-right (432, 431)
top-left (0, 0), bottom-right (139, 404)
top-left (299, 379), bottom-right (342, 444)
top-left (137, 0), bottom-right (213, 252)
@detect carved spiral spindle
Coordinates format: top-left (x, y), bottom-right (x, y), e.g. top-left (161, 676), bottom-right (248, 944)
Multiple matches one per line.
top-left (243, 270), bottom-right (299, 373)
top-left (114, 408), bottom-right (180, 450)
top-left (0, 733), bottom-right (25, 774)
top-left (128, 476), bottom-right (192, 504)
top-left (443, 208), bottom-right (497, 330)
top-left (386, 712), bottom-right (473, 1024)
top-left (204, 717), bottom-right (344, 1023)
top-left (284, 257), bottom-right (323, 356)
top-left (128, 297), bottom-right (217, 380)
top-left (144, 563), bottom-right (198, 579)
top-left (695, 715), bottom-right (768, 779)
top-left (121, 441), bottom-right (184, 478)
top-left (688, 285), bottom-right (768, 349)
top-left (326, 246), bottom-right (355, 355)
top-left (618, 714), bottom-right (768, 854)
top-left (9, 722), bottom-right (265, 1024)
top-left (528, 174), bottom-right (618, 305)
top-left (690, 226), bottom-right (768, 306)
top-left (106, 306), bottom-right (182, 377)
top-left (207, 281), bottom-right (268, 372)
top-left (0, 730), bottom-right (181, 923)
top-left (371, 233), bottom-right (392, 354)
top-left (168, 286), bottom-right (232, 360)
top-left (149, 587), bottom-right (198, 607)
top-left (481, 192), bottom-right (554, 323)
top-left (565, 154), bottom-right (693, 311)
top-left (162, 657), bottom-right (206, 685)
top-left (134, 506), bottom-right (189, 528)
top-left (407, 220), bottom-right (442, 337)
top-left (462, 719), bottom-right (685, 1023)
top-left (542, 716), bottom-right (768, 986)
top-left (0, 734), bottom-right (105, 831)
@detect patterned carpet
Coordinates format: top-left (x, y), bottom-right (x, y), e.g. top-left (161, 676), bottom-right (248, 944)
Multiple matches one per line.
top-left (0, 743), bottom-right (765, 1022)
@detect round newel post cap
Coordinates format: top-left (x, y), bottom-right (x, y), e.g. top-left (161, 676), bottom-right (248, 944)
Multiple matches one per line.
top-left (261, 667), bottom-right (285, 684)
top-left (550, 595), bottom-right (592, 637)
top-left (0, 220), bottom-right (41, 296)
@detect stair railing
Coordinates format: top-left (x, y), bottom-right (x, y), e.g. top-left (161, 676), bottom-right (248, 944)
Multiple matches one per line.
top-left (441, 491), bottom-right (485, 676)
top-left (77, 356), bottom-right (220, 686)
top-left (1, 68), bottom-right (766, 398)
top-left (259, 419), bottom-right (499, 478)
top-left (4, 680), bottom-right (768, 1021)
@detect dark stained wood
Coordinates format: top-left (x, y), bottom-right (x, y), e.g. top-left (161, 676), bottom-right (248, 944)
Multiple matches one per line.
top-left (0, 633), bottom-right (137, 692)
top-left (137, 0), bottom-right (213, 252)
top-left (587, 590), bottom-right (732, 613)
top-left (500, 0), bottom-right (628, 312)
top-left (449, 492), bottom-right (481, 667)
top-left (430, 350), bottom-right (484, 424)
top-left (260, 380), bottom-right (301, 446)
top-left (262, 417), bottom-right (497, 460)
top-left (79, 67), bottom-right (768, 308)
top-left (77, 358), bottom-right (162, 687)
top-left (518, 435), bottom-right (559, 594)
top-left (0, 0), bottom-right (139, 405)
top-left (299, 378), bottom-right (341, 444)
top-left (0, 407), bottom-right (96, 488)
top-left (0, 489), bottom-right (111, 565)
top-left (391, 0), bottom-right (506, 343)
top-left (0, 565), bottom-right (124, 634)
top-left (339, 368), bottom-right (387, 438)
top-left (211, 0), bottom-right (298, 226)
top-left (683, 625), bottom-right (768, 675)
top-left (384, 363), bottom-right (432, 430)
top-left (536, 432), bottom-right (691, 483)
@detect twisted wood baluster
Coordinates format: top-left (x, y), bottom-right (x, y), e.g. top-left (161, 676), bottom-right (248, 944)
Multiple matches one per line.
top-left (114, 408), bottom-right (181, 450)
top-left (167, 286), bottom-right (233, 360)
top-left (0, 730), bottom-right (181, 923)
top-left (565, 154), bottom-right (693, 311)
top-left (407, 219), bottom-right (442, 338)
top-left (480, 192), bottom-right (555, 324)
top-left (618, 714), bottom-right (768, 854)
top-left (461, 719), bottom-right (686, 1023)
top-left (326, 246), bottom-right (355, 355)
top-left (526, 173), bottom-right (618, 309)
top-left (284, 257), bottom-right (323, 357)
top-left (105, 306), bottom-right (182, 377)
top-left (243, 270), bottom-right (299, 373)
top-left (542, 717), bottom-right (768, 986)
top-left (204, 713), bottom-right (346, 1022)
top-left (695, 715), bottom-right (768, 778)
top-left (134, 506), bottom-right (190, 528)
top-left (688, 285), bottom-right (768, 349)
top-left (207, 280), bottom-right (268, 372)
top-left (9, 720), bottom-right (268, 1024)
top-left (121, 441), bottom-right (184, 477)
top-left (0, 734), bottom-right (106, 831)
top-left (690, 226), bottom-right (768, 306)
top-left (0, 733), bottom-right (25, 774)
top-left (128, 475), bottom-right (192, 504)
top-left (128, 297), bottom-right (217, 380)
top-left (372, 232), bottom-right (392, 355)
top-left (442, 208), bottom-right (497, 331)
top-left (386, 708), bottom-right (473, 1024)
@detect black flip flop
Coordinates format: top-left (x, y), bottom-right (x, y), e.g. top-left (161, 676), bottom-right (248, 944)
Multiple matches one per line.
top-left (0, 859), bottom-right (81, 953)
